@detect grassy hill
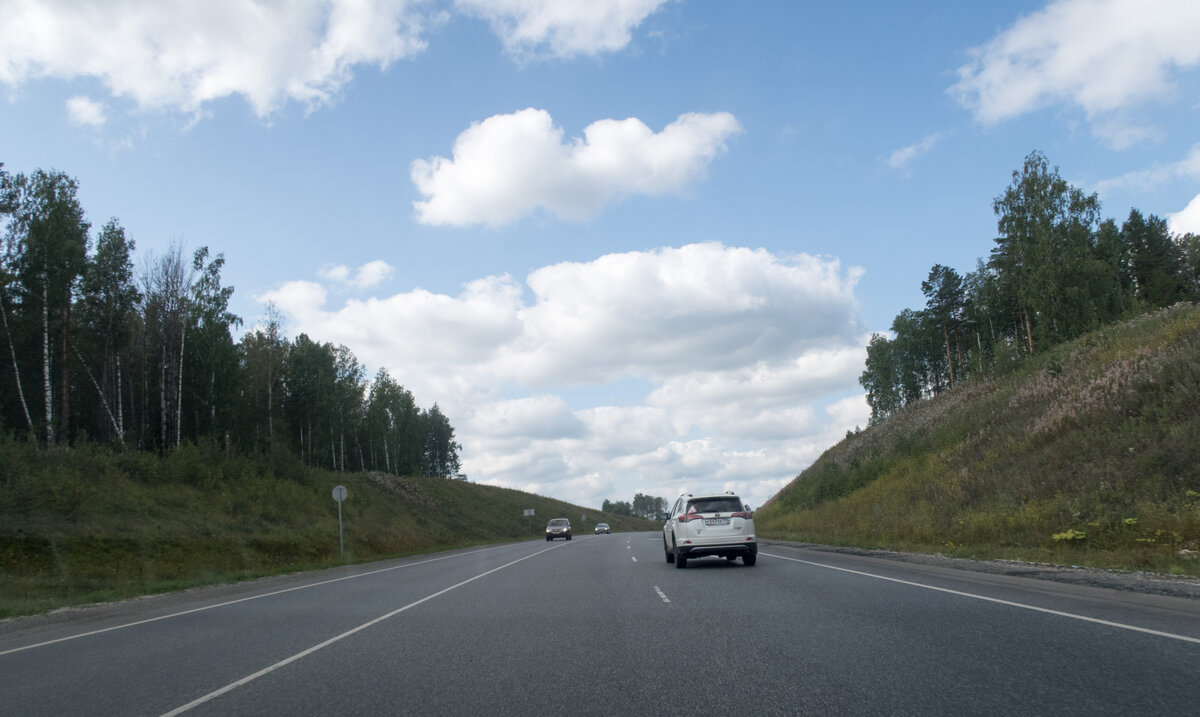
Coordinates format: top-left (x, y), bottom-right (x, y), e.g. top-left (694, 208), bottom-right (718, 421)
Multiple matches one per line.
top-left (755, 302), bottom-right (1200, 576)
top-left (0, 440), bottom-right (657, 617)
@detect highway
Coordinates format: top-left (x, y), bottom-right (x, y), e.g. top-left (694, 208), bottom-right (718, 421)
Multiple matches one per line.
top-left (2, 533), bottom-right (1198, 716)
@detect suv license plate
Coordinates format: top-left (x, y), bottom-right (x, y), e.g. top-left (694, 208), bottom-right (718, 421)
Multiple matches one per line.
top-left (704, 518), bottom-right (730, 526)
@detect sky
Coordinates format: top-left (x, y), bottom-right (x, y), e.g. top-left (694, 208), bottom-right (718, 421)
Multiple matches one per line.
top-left (3, 0), bottom-right (1200, 511)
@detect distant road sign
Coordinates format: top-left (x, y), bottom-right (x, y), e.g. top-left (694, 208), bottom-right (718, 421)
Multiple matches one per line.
top-left (332, 485), bottom-right (348, 502)
top-left (523, 508), bottom-right (535, 517)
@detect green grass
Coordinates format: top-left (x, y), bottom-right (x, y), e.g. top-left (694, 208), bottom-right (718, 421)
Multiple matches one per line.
top-left (0, 438), bottom-right (658, 617)
top-left (756, 302), bottom-right (1200, 576)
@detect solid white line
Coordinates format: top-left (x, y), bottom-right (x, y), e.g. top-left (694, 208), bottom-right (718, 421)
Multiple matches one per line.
top-left (762, 551), bottom-right (1200, 645)
top-left (0, 544), bottom-right (514, 657)
top-left (161, 544), bottom-right (563, 716)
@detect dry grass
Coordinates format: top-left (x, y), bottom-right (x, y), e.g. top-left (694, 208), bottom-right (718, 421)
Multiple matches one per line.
top-left (757, 303), bottom-right (1200, 575)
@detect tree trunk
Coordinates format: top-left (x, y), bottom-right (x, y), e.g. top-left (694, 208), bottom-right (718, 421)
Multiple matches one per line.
top-left (1024, 309), bottom-right (1035, 353)
top-left (73, 344), bottom-right (121, 437)
top-left (59, 302), bottom-right (71, 443)
top-left (160, 349), bottom-right (167, 449)
top-left (176, 325), bottom-right (185, 447)
top-left (116, 355), bottom-right (124, 436)
top-left (0, 292), bottom-right (35, 431)
top-left (42, 275), bottom-right (54, 445)
top-left (941, 321), bottom-right (955, 385)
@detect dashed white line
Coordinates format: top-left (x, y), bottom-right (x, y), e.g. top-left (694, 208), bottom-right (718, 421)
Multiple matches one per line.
top-left (0, 544), bottom-right (515, 658)
top-left (631, 557), bottom-right (638, 562)
top-left (161, 545), bottom-right (561, 715)
top-left (654, 586), bottom-right (671, 604)
top-left (762, 551), bottom-right (1200, 645)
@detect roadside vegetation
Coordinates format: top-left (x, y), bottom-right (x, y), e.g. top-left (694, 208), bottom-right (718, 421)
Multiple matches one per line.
top-left (758, 151), bottom-right (1200, 577)
top-left (0, 439), bottom-right (657, 618)
top-left (758, 299), bottom-right (1200, 575)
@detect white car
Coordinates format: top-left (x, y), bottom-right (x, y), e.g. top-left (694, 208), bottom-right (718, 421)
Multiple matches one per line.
top-left (663, 492), bottom-right (756, 568)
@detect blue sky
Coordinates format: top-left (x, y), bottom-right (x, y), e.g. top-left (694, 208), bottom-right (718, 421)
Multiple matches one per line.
top-left (3, 0), bottom-right (1200, 510)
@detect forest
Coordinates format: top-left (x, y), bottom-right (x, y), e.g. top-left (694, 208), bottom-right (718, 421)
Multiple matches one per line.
top-left (860, 151), bottom-right (1200, 424)
top-left (0, 162), bottom-right (462, 479)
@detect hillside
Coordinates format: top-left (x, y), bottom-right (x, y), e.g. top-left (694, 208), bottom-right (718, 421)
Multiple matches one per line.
top-left (756, 303), bottom-right (1200, 575)
top-left (0, 442), bottom-right (657, 617)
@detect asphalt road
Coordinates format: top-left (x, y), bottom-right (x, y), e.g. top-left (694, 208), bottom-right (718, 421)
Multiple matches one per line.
top-left (2, 533), bottom-right (1198, 716)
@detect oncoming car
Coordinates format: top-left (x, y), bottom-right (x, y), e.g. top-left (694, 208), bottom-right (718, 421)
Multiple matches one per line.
top-left (663, 492), bottom-right (756, 568)
top-left (594, 523), bottom-right (611, 534)
top-left (545, 518), bottom-right (572, 541)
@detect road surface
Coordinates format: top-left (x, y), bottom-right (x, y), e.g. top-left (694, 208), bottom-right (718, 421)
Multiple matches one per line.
top-left (2, 534), bottom-right (1198, 715)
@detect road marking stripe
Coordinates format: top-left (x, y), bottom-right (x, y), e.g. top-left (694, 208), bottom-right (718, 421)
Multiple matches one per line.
top-left (631, 556), bottom-right (638, 562)
top-left (161, 544), bottom-right (564, 716)
top-left (762, 551), bottom-right (1200, 645)
top-left (0, 544), bottom-right (515, 657)
top-left (654, 586), bottom-right (671, 604)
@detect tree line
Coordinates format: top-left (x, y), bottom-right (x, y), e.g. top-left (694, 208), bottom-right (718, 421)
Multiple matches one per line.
top-left (603, 493), bottom-right (667, 520)
top-left (0, 162), bottom-right (462, 478)
top-left (860, 151), bottom-right (1200, 424)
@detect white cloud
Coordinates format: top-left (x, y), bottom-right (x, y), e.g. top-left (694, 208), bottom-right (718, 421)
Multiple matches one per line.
top-left (260, 242), bottom-right (866, 512)
top-left (319, 260), bottom-right (395, 290)
top-left (950, 0), bottom-right (1200, 139)
top-left (1, 1), bottom-right (667, 121)
top-left (470, 395), bottom-right (587, 440)
top-left (66, 95), bottom-right (105, 126)
top-left (454, 0), bottom-right (670, 59)
top-left (887, 132), bottom-right (944, 171)
top-left (411, 108), bottom-right (742, 227)
top-left (1168, 193), bottom-right (1200, 235)
top-left (1094, 144), bottom-right (1200, 195)
top-left (0, 0), bottom-right (430, 117)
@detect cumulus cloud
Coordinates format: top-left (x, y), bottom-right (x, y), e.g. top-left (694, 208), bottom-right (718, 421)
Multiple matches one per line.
top-left (454, 0), bottom-right (670, 59)
top-left (950, 0), bottom-right (1200, 140)
top-left (260, 242), bottom-right (867, 510)
top-left (66, 95), bottom-right (106, 126)
top-left (411, 108), bottom-right (742, 226)
top-left (0, 0), bottom-right (429, 117)
top-left (1168, 194), bottom-right (1200, 235)
top-left (0, 0), bottom-right (667, 121)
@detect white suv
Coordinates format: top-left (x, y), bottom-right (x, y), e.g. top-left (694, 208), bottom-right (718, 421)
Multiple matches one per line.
top-left (663, 492), bottom-right (757, 568)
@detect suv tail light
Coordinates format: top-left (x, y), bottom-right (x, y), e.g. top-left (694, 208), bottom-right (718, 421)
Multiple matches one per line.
top-left (678, 513), bottom-right (705, 523)
top-left (730, 511), bottom-right (752, 519)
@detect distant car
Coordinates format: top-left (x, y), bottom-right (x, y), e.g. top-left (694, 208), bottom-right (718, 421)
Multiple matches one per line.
top-left (663, 492), bottom-right (756, 567)
top-left (545, 518), bottom-right (572, 541)
top-left (595, 523), bottom-right (611, 534)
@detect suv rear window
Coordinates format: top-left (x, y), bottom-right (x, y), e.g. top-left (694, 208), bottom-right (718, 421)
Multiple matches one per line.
top-left (687, 497), bottom-right (743, 514)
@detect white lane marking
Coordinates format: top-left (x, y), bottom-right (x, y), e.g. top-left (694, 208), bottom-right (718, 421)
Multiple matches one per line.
top-left (631, 557), bottom-right (638, 563)
top-left (654, 586), bottom-right (671, 604)
top-left (0, 544), bottom-right (517, 657)
top-left (762, 551), bottom-right (1200, 645)
top-left (161, 544), bottom-right (564, 716)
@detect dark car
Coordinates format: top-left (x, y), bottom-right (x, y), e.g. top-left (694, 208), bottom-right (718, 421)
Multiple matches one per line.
top-left (594, 523), bottom-right (611, 534)
top-left (545, 518), bottom-right (572, 541)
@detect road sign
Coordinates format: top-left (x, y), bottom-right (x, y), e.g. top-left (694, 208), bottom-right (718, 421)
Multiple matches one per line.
top-left (332, 485), bottom-right (348, 559)
top-left (523, 508), bottom-right (534, 516)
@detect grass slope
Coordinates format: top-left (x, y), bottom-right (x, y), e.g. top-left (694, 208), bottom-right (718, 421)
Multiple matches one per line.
top-left (756, 303), bottom-right (1200, 575)
top-left (0, 440), bottom-right (657, 617)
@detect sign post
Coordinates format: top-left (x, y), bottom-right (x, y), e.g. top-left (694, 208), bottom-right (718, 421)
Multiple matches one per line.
top-left (332, 485), bottom-right (348, 560)
top-left (523, 508), bottom-right (534, 535)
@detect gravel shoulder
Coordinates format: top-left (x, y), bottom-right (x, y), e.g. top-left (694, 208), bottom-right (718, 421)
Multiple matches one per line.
top-left (763, 540), bottom-right (1200, 601)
